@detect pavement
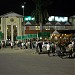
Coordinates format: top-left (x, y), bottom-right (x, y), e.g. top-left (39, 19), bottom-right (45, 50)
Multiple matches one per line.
top-left (0, 47), bottom-right (74, 75)
top-left (0, 47), bottom-right (36, 54)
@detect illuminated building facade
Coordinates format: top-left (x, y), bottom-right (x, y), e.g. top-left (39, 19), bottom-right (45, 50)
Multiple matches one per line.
top-left (0, 12), bottom-right (23, 42)
top-left (0, 12), bottom-right (75, 42)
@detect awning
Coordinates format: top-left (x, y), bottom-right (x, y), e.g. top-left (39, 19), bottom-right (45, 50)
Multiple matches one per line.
top-left (52, 30), bottom-right (60, 34)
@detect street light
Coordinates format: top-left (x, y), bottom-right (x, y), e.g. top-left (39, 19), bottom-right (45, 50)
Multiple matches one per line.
top-left (22, 5), bottom-right (24, 17)
top-left (21, 2), bottom-right (26, 17)
top-left (21, 2), bottom-right (26, 36)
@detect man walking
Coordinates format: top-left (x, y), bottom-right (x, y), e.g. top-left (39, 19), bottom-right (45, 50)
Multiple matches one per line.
top-left (47, 42), bottom-right (50, 56)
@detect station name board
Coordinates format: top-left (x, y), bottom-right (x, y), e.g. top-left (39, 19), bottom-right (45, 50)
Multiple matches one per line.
top-left (24, 16), bottom-right (35, 21)
top-left (48, 16), bottom-right (68, 22)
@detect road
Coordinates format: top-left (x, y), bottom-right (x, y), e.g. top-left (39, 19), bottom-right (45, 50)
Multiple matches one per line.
top-left (0, 47), bottom-right (75, 75)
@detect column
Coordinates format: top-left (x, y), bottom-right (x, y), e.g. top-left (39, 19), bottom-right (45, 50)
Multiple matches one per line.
top-left (6, 25), bottom-right (7, 40)
top-left (11, 24), bottom-right (13, 42)
top-left (3, 17), bottom-right (7, 41)
top-left (19, 18), bottom-right (22, 36)
top-left (1, 17), bottom-right (4, 33)
top-left (17, 18), bottom-right (19, 36)
top-left (17, 18), bottom-right (21, 36)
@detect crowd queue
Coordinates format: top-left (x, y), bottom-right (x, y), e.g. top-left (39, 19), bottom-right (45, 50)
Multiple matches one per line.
top-left (15, 39), bottom-right (75, 58)
top-left (0, 39), bottom-right (75, 58)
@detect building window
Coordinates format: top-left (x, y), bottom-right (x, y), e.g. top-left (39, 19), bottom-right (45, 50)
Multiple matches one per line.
top-left (35, 26), bottom-right (40, 30)
top-left (44, 26), bottom-right (50, 30)
top-left (10, 18), bottom-right (14, 22)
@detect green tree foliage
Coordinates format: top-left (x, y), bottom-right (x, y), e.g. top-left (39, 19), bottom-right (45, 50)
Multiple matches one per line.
top-left (31, 0), bottom-right (53, 24)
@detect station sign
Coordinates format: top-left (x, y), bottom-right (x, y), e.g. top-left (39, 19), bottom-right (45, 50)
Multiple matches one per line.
top-left (48, 16), bottom-right (68, 22)
top-left (24, 16), bottom-right (35, 21)
top-left (38, 32), bottom-right (50, 37)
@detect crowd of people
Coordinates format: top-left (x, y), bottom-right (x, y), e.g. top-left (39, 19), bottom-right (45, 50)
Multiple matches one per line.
top-left (0, 41), bottom-right (15, 49)
top-left (16, 39), bottom-right (75, 58)
top-left (0, 39), bottom-right (75, 58)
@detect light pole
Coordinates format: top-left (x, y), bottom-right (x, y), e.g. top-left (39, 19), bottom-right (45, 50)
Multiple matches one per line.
top-left (22, 5), bottom-right (24, 17)
top-left (22, 2), bottom-right (26, 17)
top-left (21, 2), bottom-right (26, 36)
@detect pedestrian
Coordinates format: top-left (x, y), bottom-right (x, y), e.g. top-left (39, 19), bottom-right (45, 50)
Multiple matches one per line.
top-left (36, 40), bottom-right (39, 53)
top-left (30, 40), bottom-right (32, 49)
top-left (38, 41), bottom-right (42, 52)
top-left (68, 43), bottom-right (73, 57)
top-left (26, 41), bottom-right (28, 49)
top-left (51, 42), bottom-right (56, 56)
top-left (21, 42), bottom-right (24, 49)
top-left (0, 41), bottom-right (1, 49)
top-left (47, 42), bottom-right (50, 56)
top-left (11, 42), bottom-right (13, 49)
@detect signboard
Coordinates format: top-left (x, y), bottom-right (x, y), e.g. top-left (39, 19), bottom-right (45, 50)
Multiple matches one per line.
top-left (27, 34), bottom-right (37, 39)
top-left (48, 16), bottom-right (68, 22)
top-left (16, 36), bottom-right (22, 40)
top-left (16, 34), bottom-right (37, 40)
top-left (16, 35), bottom-right (27, 40)
top-left (38, 32), bottom-right (50, 37)
top-left (24, 16), bottom-right (35, 21)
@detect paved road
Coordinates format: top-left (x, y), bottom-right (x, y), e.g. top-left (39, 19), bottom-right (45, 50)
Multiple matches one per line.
top-left (0, 48), bottom-right (75, 75)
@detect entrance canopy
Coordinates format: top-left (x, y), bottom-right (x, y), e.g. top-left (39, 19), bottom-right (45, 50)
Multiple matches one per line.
top-left (52, 30), bottom-right (60, 34)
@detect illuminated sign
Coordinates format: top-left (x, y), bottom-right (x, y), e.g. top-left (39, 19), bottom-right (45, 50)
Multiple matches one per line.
top-left (24, 16), bottom-right (35, 21)
top-left (48, 16), bottom-right (68, 22)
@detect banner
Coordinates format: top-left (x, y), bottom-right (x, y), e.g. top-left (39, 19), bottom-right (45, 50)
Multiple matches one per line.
top-left (16, 34), bottom-right (37, 40)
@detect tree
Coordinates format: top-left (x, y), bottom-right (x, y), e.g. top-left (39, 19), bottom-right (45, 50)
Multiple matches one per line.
top-left (31, 0), bottom-right (53, 31)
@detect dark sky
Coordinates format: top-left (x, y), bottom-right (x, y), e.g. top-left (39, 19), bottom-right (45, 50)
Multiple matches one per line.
top-left (0, 0), bottom-right (75, 17)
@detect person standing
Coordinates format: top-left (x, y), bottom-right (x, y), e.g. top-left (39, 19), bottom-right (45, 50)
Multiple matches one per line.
top-left (47, 42), bottom-right (50, 56)
top-left (36, 40), bottom-right (39, 53)
top-left (30, 40), bottom-right (32, 49)
top-left (0, 41), bottom-right (1, 49)
top-left (51, 42), bottom-right (56, 56)
top-left (38, 41), bottom-right (42, 52)
top-left (26, 41), bottom-right (28, 49)
top-left (11, 42), bottom-right (13, 49)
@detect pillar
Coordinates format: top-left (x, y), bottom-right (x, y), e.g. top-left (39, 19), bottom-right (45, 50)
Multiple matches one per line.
top-left (11, 24), bottom-right (13, 42)
top-left (19, 18), bottom-right (22, 36)
top-left (1, 17), bottom-right (7, 41)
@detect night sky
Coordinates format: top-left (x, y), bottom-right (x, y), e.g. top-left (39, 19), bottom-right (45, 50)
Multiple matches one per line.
top-left (0, 0), bottom-right (75, 17)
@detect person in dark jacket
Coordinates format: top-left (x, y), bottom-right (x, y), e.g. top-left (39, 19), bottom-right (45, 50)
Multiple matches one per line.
top-left (38, 42), bottom-right (42, 52)
top-left (0, 42), bottom-right (1, 49)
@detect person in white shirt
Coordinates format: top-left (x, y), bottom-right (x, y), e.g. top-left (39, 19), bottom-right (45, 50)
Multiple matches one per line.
top-left (47, 42), bottom-right (50, 56)
top-left (21, 42), bottom-right (24, 49)
top-left (11, 42), bottom-right (13, 49)
top-left (68, 43), bottom-right (73, 57)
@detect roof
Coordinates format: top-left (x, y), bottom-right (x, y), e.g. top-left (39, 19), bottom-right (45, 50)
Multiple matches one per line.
top-left (52, 30), bottom-right (60, 34)
top-left (0, 11), bottom-right (23, 17)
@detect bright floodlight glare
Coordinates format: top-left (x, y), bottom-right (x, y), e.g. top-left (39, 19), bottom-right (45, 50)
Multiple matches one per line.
top-left (22, 5), bottom-right (24, 8)
top-left (48, 16), bottom-right (54, 21)
top-left (32, 18), bottom-right (35, 20)
top-left (25, 18), bottom-right (28, 21)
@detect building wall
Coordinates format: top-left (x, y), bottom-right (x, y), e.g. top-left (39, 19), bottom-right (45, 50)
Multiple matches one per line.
top-left (0, 15), bottom-right (23, 41)
top-left (69, 17), bottom-right (75, 30)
